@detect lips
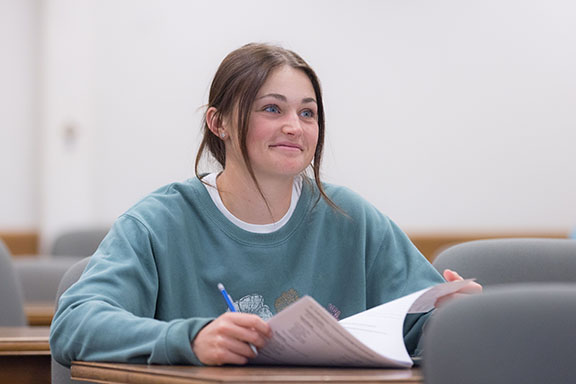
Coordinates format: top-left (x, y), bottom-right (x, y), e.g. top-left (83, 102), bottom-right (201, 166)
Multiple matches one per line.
top-left (270, 142), bottom-right (303, 151)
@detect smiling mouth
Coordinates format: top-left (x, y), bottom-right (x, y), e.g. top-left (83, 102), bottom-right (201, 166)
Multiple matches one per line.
top-left (270, 144), bottom-right (302, 151)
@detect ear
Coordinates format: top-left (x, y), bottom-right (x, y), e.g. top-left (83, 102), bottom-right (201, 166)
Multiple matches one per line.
top-left (206, 107), bottom-right (227, 139)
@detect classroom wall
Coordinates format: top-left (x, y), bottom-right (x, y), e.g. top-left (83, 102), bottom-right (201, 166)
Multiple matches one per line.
top-left (2, 0), bottom-right (576, 251)
top-left (0, 0), bottom-right (40, 230)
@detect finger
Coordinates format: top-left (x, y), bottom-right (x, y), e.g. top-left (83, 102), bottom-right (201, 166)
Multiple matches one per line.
top-left (218, 334), bottom-right (259, 360)
top-left (443, 269), bottom-right (462, 281)
top-left (194, 329), bottom-right (256, 366)
top-left (434, 282), bottom-right (484, 308)
top-left (211, 347), bottom-right (250, 366)
top-left (455, 281), bottom-right (483, 294)
top-left (229, 326), bottom-right (268, 349)
top-left (225, 313), bottom-right (272, 338)
top-left (193, 334), bottom-right (250, 366)
top-left (217, 316), bottom-right (269, 349)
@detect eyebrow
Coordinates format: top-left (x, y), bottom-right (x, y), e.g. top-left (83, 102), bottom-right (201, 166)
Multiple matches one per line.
top-left (256, 93), bottom-right (317, 104)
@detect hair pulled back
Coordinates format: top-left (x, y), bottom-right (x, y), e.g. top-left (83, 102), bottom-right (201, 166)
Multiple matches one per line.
top-left (195, 43), bottom-right (336, 209)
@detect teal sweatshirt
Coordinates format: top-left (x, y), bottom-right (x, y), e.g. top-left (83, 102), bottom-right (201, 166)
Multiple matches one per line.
top-left (50, 177), bottom-right (444, 366)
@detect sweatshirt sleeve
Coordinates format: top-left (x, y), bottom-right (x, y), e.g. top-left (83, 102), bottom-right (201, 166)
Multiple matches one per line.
top-left (49, 215), bottom-right (213, 367)
top-left (366, 216), bottom-right (445, 357)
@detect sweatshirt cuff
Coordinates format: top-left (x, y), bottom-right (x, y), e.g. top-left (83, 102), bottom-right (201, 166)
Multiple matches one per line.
top-left (403, 310), bottom-right (433, 357)
top-left (151, 318), bottom-right (214, 366)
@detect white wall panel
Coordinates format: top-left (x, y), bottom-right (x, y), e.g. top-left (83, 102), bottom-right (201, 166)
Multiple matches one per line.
top-left (33, 0), bottom-right (576, 248)
top-left (0, 0), bottom-right (39, 229)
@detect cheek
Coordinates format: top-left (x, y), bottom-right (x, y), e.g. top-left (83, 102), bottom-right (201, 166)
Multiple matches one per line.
top-left (307, 125), bottom-right (320, 148)
top-left (246, 120), bottom-right (270, 147)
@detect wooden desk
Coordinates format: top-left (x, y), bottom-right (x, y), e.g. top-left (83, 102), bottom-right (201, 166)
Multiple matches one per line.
top-left (0, 326), bottom-right (51, 384)
top-left (24, 301), bottom-right (55, 326)
top-left (72, 361), bottom-right (422, 383)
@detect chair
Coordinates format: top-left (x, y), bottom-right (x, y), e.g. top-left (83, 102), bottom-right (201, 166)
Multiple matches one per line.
top-left (14, 255), bottom-right (85, 302)
top-left (51, 228), bottom-right (109, 256)
top-left (422, 284), bottom-right (576, 384)
top-left (51, 256), bottom-right (91, 384)
top-left (432, 238), bottom-right (576, 287)
top-left (0, 239), bottom-right (27, 325)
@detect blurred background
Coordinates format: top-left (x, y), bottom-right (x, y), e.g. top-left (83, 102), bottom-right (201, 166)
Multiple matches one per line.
top-left (1, 0), bottom-right (575, 256)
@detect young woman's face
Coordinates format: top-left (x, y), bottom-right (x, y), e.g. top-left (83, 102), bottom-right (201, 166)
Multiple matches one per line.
top-left (241, 66), bottom-right (319, 181)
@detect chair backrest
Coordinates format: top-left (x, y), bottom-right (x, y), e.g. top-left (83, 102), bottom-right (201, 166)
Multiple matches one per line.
top-left (0, 239), bottom-right (27, 326)
top-left (51, 256), bottom-right (91, 384)
top-left (51, 228), bottom-right (109, 257)
top-left (423, 284), bottom-right (576, 384)
top-left (14, 256), bottom-right (85, 302)
top-left (432, 238), bottom-right (576, 287)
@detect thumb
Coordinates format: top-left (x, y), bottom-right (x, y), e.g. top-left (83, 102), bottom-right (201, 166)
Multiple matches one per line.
top-left (443, 269), bottom-right (462, 281)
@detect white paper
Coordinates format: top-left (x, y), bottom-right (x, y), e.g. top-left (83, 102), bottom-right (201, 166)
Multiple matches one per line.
top-left (251, 279), bottom-right (474, 368)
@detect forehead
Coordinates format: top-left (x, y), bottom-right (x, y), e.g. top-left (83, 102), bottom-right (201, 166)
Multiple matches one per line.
top-left (257, 66), bottom-right (315, 98)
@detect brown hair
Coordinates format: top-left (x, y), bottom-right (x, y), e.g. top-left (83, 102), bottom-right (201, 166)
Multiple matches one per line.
top-left (195, 42), bottom-right (338, 211)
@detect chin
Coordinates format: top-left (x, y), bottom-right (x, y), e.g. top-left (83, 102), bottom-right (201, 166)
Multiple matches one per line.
top-left (259, 168), bottom-right (306, 180)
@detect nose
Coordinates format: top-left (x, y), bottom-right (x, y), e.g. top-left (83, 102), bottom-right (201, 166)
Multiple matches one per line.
top-left (281, 112), bottom-right (303, 136)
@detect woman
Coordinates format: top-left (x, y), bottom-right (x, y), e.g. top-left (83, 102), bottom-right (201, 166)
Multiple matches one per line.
top-left (50, 43), bottom-right (480, 367)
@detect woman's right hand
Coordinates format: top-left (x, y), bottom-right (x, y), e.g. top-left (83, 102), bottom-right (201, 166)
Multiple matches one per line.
top-left (192, 312), bottom-right (272, 366)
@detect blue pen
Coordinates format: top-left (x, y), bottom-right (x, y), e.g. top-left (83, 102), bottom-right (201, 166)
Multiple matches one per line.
top-left (217, 283), bottom-right (259, 356)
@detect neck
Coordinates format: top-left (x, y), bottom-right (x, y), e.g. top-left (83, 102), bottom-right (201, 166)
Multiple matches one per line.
top-left (216, 167), bottom-right (295, 224)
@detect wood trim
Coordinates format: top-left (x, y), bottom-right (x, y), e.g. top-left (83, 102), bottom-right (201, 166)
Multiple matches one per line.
top-left (0, 326), bottom-right (51, 354)
top-left (0, 231), bottom-right (39, 256)
top-left (409, 231), bottom-right (569, 262)
top-left (72, 361), bottom-right (422, 383)
top-left (0, 347), bottom-right (51, 356)
top-left (24, 303), bottom-right (55, 327)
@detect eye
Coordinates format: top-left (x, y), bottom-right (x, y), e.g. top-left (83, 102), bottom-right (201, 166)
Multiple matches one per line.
top-left (300, 109), bottom-right (315, 118)
top-left (263, 104), bottom-right (280, 114)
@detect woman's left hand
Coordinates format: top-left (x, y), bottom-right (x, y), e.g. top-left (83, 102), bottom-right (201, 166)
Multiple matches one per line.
top-left (434, 269), bottom-right (483, 308)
